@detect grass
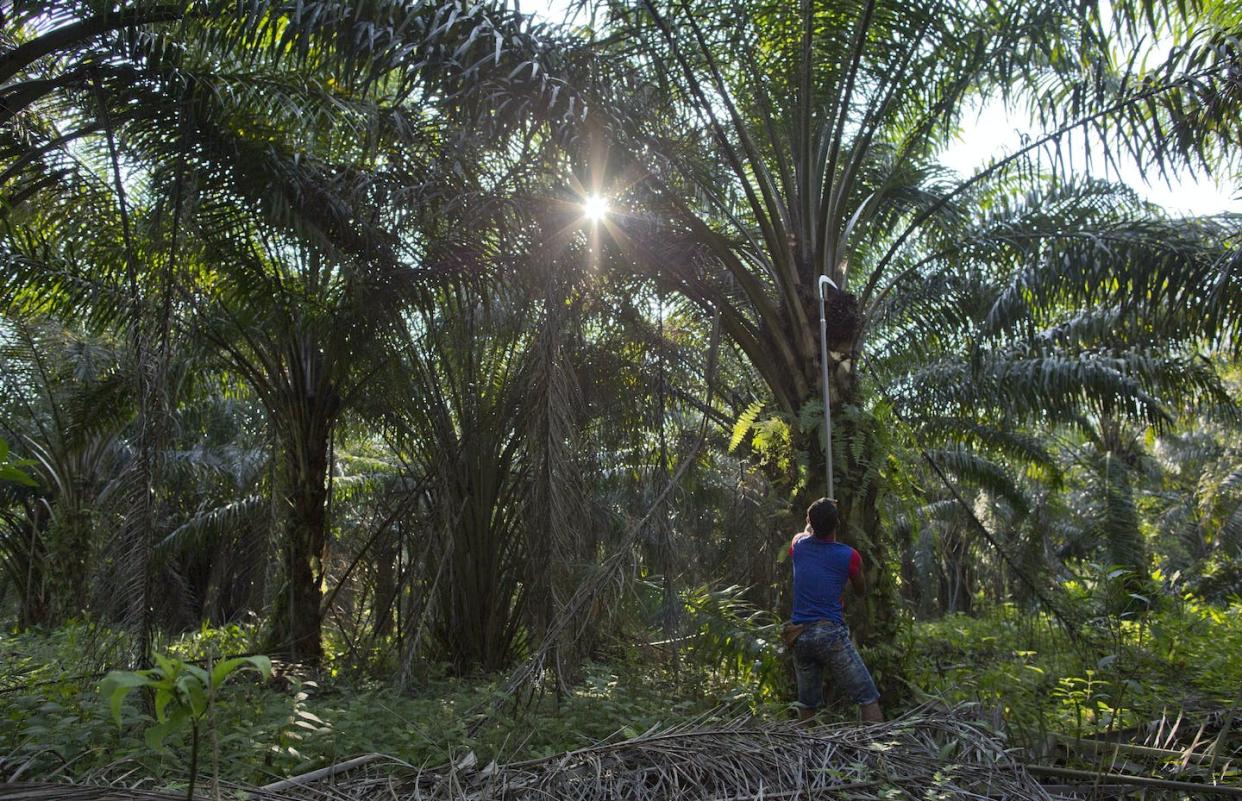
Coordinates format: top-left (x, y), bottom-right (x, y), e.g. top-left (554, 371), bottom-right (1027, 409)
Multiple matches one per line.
top-left (0, 623), bottom-right (732, 786)
top-left (899, 593), bottom-right (1242, 751)
top-left (3, 585), bottom-right (1239, 789)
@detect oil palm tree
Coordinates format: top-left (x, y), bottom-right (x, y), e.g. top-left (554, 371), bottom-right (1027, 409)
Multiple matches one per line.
top-left (0, 320), bottom-right (134, 628)
top-left (1, 0), bottom-right (586, 661)
top-left (573, 0), bottom-right (1240, 637)
top-left (1145, 386), bottom-right (1242, 597)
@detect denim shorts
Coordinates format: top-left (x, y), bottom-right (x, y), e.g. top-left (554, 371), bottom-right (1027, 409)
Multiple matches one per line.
top-left (792, 621), bottom-right (880, 708)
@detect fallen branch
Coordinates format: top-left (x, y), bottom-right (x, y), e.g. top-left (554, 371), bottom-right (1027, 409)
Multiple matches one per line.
top-left (1025, 763), bottom-right (1242, 797)
top-left (1050, 732), bottom-right (1221, 766)
top-left (254, 753), bottom-right (389, 794)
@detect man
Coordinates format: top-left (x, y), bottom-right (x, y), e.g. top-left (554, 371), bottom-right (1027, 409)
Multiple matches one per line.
top-left (785, 497), bottom-right (883, 723)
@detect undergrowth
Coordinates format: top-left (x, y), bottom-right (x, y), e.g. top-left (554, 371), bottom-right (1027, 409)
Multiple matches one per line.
top-left (3, 579), bottom-right (1238, 790)
top-left (901, 590), bottom-right (1242, 752)
top-left (0, 623), bottom-right (728, 787)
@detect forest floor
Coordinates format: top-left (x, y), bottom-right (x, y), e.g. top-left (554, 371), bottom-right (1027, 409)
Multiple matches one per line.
top-left (1, 595), bottom-right (1239, 798)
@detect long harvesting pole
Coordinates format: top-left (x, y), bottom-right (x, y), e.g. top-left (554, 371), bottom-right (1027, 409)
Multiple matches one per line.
top-left (818, 275), bottom-right (837, 498)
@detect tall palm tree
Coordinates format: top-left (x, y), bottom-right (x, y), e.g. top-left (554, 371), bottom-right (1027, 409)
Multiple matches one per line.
top-left (1143, 385), bottom-right (1242, 595)
top-left (0, 320), bottom-right (134, 628)
top-left (1, 0), bottom-right (587, 662)
top-left (573, 0), bottom-right (1240, 637)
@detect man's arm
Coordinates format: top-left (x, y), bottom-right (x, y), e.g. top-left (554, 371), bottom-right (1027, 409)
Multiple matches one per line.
top-left (848, 549), bottom-right (866, 596)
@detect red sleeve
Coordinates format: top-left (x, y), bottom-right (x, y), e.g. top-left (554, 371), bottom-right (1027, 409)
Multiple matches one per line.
top-left (848, 548), bottom-right (862, 579)
top-left (789, 532), bottom-right (809, 558)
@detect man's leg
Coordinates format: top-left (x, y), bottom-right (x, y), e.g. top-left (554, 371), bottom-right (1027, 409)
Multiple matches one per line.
top-left (792, 634), bottom-right (826, 725)
top-left (828, 633), bottom-right (883, 723)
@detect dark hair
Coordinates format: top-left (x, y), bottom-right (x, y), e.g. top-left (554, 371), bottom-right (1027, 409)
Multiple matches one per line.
top-left (807, 498), bottom-right (840, 538)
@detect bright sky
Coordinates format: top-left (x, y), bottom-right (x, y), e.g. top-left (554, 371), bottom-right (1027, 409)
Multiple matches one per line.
top-left (524, 0), bottom-right (1239, 218)
top-left (940, 100), bottom-right (1239, 216)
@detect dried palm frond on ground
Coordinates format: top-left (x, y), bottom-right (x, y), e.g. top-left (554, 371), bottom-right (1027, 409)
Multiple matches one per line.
top-left (0, 709), bottom-right (1053, 801)
top-left (328, 708), bottom-right (1053, 801)
top-left (0, 788), bottom-right (187, 801)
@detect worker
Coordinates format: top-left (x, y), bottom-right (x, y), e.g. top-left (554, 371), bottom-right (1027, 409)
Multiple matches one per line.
top-left (782, 497), bottom-right (883, 723)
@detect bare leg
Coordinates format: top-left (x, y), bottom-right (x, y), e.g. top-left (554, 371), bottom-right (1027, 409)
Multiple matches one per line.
top-left (860, 702), bottom-right (884, 723)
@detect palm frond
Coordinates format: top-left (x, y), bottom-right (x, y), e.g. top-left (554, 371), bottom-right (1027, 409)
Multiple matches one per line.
top-left (158, 495), bottom-right (264, 554)
top-left (926, 445), bottom-right (1031, 515)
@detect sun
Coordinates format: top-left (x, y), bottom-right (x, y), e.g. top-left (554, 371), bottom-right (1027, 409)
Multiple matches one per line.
top-left (582, 194), bottom-right (609, 223)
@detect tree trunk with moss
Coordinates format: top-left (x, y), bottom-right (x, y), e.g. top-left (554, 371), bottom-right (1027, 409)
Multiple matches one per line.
top-left (266, 360), bottom-right (340, 665)
top-left (796, 287), bottom-right (899, 648)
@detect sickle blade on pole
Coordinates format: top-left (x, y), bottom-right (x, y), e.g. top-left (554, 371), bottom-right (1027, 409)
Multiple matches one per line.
top-left (818, 274), bottom-right (837, 499)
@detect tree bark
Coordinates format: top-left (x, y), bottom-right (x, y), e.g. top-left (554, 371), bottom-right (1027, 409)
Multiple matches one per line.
top-left (943, 525), bottom-right (974, 614)
top-left (267, 369), bottom-right (338, 665)
top-left (16, 496), bottom-right (51, 628)
top-left (372, 534), bottom-right (396, 641)
top-left (278, 421), bottom-right (330, 664)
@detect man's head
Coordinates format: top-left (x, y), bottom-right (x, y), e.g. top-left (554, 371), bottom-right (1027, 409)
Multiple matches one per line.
top-left (807, 497), bottom-right (840, 539)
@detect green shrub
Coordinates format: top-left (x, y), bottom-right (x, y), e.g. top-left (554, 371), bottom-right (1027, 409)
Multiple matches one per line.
top-left (900, 596), bottom-right (1242, 747)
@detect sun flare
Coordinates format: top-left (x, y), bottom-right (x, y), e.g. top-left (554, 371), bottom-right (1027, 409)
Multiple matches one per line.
top-left (582, 194), bottom-right (609, 222)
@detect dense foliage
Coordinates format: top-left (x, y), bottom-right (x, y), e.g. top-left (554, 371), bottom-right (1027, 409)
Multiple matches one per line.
top-left (3, 587), bottom-right (1240, 785)
top-left (0, 0), bottom-right (1239, 792)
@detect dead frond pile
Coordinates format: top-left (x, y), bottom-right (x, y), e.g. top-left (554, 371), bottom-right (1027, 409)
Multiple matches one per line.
top-left (336, 708), bottom-right (1052, 801)
top-left (0, 709), bottom-right (1056, 801)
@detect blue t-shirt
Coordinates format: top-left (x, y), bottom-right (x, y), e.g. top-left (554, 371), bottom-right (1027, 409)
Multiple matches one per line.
top-left (789, 533), bottom-right (862, 624)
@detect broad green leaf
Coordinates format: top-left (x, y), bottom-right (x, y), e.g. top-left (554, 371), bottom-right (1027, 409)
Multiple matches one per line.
top-left (153, 653), bottom-right (178, 677)
top-left (143, 710), bottom-right (190, 752)
top-left (210, 655), bottom-right (272, 687)
top-left (100, 671), bottom-right (150, 726)
top-left (184, 663), bottom-right (210, 687)
top-left (154, 688), bottom-right (173, 723)
top-left (177, 673), bottom-right (208, 718)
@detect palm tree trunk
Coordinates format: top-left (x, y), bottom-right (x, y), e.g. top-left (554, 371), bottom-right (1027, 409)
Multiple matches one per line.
top-left (16, 497), bottom-right (51, 628)
top-left (284, 424), bottom-right (330, 664)
top-left (268, 396), bottom-right (335, 664)
top-left (97, 78), bottom-right (156, 668)
top-left (372, 536), bottom-right (396, 641)
top-left (942, 524), bottom-right (974, 614)
top-left (797, 291), bottom-right (898, 647)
